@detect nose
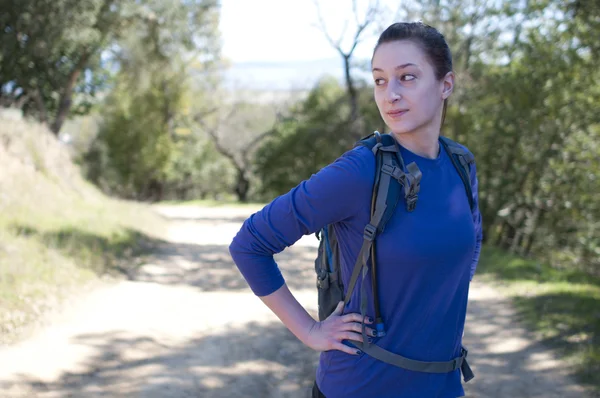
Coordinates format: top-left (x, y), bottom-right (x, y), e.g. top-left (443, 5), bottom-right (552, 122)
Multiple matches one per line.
top-left (386, 79), bottom-right (401, 103)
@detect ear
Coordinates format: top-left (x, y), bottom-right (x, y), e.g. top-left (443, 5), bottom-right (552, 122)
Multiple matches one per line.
top-left (441, 71), bottom-right (454, 100)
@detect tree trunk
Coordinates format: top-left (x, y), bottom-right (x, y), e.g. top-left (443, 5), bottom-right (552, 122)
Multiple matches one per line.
top-left (523, 207), bottom-right (545, 256)
top-left (33, 88), bottom-right (48, 124)
top-left (343, 54), bottom-right (359, 130)
top-left (234, 168), bottom-right (250, 202)
top-left (50, 51), bottom-right (91, 135)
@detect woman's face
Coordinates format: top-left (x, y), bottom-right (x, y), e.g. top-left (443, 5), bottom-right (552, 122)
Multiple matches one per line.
top-left (371, 40), bottom-right (453, 136)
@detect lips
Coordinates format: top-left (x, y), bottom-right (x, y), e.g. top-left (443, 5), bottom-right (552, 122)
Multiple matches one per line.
top-left (387, 109), bottom-right (409, 118)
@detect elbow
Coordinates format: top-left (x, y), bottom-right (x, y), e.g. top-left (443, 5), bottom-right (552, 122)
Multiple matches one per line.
top-left (228, 236), bottom-right (245, 268)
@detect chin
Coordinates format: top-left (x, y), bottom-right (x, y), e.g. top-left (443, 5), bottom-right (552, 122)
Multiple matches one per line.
top-left (387, 122), bottom-right (416, 135)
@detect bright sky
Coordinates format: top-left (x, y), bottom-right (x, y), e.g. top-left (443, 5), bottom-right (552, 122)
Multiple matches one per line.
top-left (220, 0), bottom-right (399, 64)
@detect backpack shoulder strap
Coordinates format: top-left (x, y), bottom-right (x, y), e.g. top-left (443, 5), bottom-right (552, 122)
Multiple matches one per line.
top-left (374, 134), bottom-right (405, 233)
top-left (439, 136), bottom-right (475, 210)
top-left (344, 132), bottom-right (414, 337)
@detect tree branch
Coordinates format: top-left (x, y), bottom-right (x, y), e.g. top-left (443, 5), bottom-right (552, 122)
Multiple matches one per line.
top-left (240, 110), bottom-right (286, 162)
top-left (313, 0), bottom-right (344, 55)
top-left (194, 110), bottom-right (243, 170)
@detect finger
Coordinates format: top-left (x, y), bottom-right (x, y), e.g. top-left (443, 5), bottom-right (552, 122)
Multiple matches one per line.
top-left (347, 322), bottom-right (377, 337)
top-left (332, 342), bottom-right (362, 356)
top-left (337, 331), bottom-right (364, 343)
top-left (332, 301), bottom-right (344, 316)
top-left (342, 313), bottom-right (373, 324)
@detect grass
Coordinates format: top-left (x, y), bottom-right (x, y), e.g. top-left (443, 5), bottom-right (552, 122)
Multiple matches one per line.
top-left (0, 181), bottom-right (166, 344)
top-left (0, 112), bottom-right (169, 345)
top-left (477, 246), bottom-right (600, 394)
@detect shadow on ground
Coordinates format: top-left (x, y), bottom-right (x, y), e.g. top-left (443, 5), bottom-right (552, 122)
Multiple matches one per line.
top-left (463, 290), bottom-right (590, 398)
top-left (132, 239), bottom-right (319, 292)
top-left (6, 222), bottom-right (317, 292)
top-left (3, 210), bottom-right (594, 397)
top-left (1, 297), bottom-right (588, 398)
top-left (0, 322), bottom-right (319, 398)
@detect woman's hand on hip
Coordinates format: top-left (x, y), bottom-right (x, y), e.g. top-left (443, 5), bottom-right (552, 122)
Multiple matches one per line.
top-left (304, 301), bottom-right (376, 355)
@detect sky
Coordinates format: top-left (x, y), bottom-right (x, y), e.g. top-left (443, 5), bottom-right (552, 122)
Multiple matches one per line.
top-left (219, 0), bottom-right (399, 90)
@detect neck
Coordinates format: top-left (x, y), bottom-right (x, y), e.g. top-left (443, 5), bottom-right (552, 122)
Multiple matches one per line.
top-left (390, 105), bottom-right (444, 159)
top-left (391, 130), bottom-right (440, 159)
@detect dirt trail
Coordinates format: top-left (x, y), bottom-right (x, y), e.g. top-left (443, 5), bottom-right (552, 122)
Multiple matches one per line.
top-left (0, 205), bottom-right (590, 397)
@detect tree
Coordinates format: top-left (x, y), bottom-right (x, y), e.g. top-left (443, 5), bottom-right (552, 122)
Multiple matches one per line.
top-left (193, 89), bottom-right (285, 202)
top-left (444, 0), bottom-right (600, 272)
top-left (312, 0), bottom-right (382, 139)
top-left (0, 0), bottom-right (221, 135)
top-left (0, 0), bottom-right (121, 134)
top-left (84, 0), bottom-right (221, 201)
top-left (254, 77), bottom-right (355, 198)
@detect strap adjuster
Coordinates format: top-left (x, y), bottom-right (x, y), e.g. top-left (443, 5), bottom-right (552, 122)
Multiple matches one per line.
top-left (381, 164), bottom-right (395, 176)
top-left (363, 223), bottom-right (377, 241)
top-left (450, 347), bottom-right (468, 371)
top-left (452, 357), bottom-right (461, 371)
top-left (406, 194), bottom-right (417, 212)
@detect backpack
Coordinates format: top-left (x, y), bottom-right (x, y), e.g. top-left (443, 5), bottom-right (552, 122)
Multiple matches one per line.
top-left (314, 131), bottom-right (476, 382)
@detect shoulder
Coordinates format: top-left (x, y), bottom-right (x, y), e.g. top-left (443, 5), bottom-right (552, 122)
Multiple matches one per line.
top-left (324, 144), bottom-right (376, 179)
top-left (339, 143), bottom-right (376, 165)
top-left (440, 136), bottom-right (475, 163)
top-left (300, 144), bottom-right (375, 204)
top-left (300, 144), bottom-right (375, 192)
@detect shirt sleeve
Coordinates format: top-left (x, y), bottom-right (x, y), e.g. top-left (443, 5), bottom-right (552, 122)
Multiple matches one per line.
top-left (229, 146), bottom-right (374, 296)
top-left (469, 160), bottom-right (483, 281)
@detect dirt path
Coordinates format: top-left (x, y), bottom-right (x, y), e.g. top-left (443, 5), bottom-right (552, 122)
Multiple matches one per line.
top-left (0, 205), bottom-right (590, 398)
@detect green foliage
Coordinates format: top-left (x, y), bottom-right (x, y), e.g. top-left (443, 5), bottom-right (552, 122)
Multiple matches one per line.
top-left (395, 0), bottom-right (599, 274)
top-left (81, 0), bottom-right (221, 201)
top-left (253, 77), bottom-right (355, 199)
top-left (164, 137), bottom-right (236, 201)
top-left (8, 224), bottom-right (156, 276)
top-left (0, 0), bottom-right (220, 133)
top-left (0, 0), bottom-right (120, 130)
top-left (446, 1), bottom-right (600, 273)
top-left (87, 78), bottom-right (176, 199)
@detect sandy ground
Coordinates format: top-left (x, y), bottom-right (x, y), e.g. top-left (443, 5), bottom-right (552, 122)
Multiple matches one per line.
top-left (0, 205), bottom-right (591, 398)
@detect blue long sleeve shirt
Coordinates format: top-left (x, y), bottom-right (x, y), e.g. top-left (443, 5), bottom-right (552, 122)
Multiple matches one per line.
top-left (229, 139), bottom-right (483, 398)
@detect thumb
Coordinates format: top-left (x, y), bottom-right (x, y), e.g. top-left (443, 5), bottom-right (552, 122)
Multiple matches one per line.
top-left (333, 301), bottom-right (344, 316)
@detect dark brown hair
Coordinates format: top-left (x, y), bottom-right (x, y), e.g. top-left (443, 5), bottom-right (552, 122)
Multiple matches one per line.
top-left (373, 22), bottom-right (453, 125)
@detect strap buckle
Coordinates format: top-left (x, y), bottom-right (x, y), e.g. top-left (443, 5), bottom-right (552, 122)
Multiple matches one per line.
top-left (381, 164), bottom-right (395, 176)
top-left (381, 164), bottom-right (406, 183)
top-left (363, 223), bottom-right (377, 241)
top-left (375, 321), bottom-right (386, 337)
top-left (405, 194), bottom-right (418, 212)
top-left (451, 347), bottom-right (469, 371)
top-left (454, 346), bottom-right (468, 371)
top-left (452, 357), bottom-right (461, 371)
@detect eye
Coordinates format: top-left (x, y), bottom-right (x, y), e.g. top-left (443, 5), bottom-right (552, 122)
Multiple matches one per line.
top-left (374, 78), bottom-right (386, 86)
top-left (401, 74), bottom-right (416, 82)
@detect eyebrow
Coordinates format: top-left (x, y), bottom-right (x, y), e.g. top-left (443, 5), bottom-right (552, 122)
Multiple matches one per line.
top-left (372, 63), bottom-right (418, 72)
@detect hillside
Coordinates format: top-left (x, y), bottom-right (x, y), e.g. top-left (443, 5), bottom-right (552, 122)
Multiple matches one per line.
top-left (0, 110), bottom-right (166, 344)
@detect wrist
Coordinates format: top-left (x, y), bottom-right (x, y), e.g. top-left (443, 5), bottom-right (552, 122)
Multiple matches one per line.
top-left (298, 318), bottom-right (319, 347)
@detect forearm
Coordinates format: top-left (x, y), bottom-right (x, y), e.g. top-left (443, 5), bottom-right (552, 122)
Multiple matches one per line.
top-left (259, 283), bottom-right (317, 345)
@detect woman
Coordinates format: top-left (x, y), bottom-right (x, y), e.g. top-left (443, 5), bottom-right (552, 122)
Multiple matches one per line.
top-left (229, 22), bottom-right (483, 398)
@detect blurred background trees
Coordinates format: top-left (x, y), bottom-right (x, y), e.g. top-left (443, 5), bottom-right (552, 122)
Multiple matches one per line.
top-left (0, 0), bottom-right (598, 273)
